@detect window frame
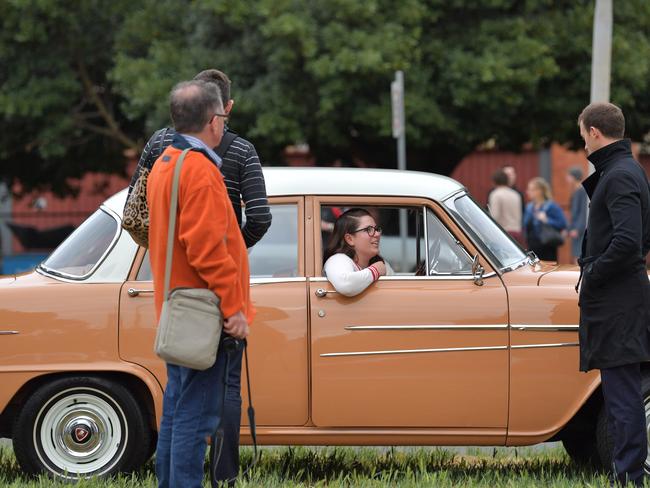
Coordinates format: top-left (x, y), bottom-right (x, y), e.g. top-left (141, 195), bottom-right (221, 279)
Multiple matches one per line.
top-left (127, 196), bottom-right (306, 282)
top-left (313, 196), bottom-right (492, 280)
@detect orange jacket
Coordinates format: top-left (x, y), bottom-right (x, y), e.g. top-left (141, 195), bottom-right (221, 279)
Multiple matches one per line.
top-left (147, 143), bottom-right (254, 324)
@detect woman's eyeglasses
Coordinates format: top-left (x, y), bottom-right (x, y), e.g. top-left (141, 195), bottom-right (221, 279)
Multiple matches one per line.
top-left (350, 225), bottom-right (383, 237)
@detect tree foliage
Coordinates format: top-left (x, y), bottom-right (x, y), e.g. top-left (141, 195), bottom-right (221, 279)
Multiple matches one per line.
top-left (1, 0), bottom-right (649, 194)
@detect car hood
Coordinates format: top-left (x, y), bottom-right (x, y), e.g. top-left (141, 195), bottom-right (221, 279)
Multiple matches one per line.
top-left (0, 275), bottom-right (16, 285)
top-left (536, 263), bottom-right (580, 286)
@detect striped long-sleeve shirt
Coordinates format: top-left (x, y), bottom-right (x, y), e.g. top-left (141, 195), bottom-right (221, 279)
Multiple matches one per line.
top-left (127, 127), bottom-right (272, 248)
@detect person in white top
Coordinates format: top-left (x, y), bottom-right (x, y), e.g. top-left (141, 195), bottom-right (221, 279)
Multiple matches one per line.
top-left (488, 168), bottom-right (523, 244)
top-left (323, 208), bottom-right (394, 297)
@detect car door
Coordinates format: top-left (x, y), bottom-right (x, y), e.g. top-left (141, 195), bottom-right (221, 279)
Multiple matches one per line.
top-left (118, 197), bottom-right (310, 426)
top-left (309, 196), bottom-right (509, 432)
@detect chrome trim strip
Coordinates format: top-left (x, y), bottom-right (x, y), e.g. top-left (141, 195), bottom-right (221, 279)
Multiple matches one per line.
top-left (512, 325), bottom-right (579, 331)
top-left (321, 345), bottom-right (507, 357)
top-left (344, 324), bottom-right (508, 331)
top-left (511, 342), bottom-right (579, 350)
top-left (38, 206), bottom-right (122, 282)
top-left (311, 274), bottom-right (496, 282)
top-left (251, 277), bottom-right (307, 285)
top-left (0, 330), bottom-right (19, 335)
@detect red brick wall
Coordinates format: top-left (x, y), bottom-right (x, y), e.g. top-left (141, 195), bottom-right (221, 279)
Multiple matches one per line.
top-left (450, 149), bottom-right (539, 206)
top-left (9, 161), bottom-right (134, 252)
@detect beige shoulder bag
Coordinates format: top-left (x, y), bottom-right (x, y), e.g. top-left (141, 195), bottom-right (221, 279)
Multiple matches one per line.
top-left (154, 148), bottom-right (223, 370)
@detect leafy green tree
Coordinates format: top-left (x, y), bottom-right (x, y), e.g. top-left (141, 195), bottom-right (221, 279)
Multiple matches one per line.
top-left (0, 0), bottom-right (137, 195)
top-left (1, 0), bottom-right (649, 194)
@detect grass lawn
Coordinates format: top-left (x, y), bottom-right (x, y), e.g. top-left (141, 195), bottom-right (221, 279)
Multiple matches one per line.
top-left (0, 445), bottom-right (621, 487)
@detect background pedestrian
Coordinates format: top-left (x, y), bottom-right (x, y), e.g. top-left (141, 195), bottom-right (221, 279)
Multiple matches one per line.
top-left (523, 177), bottom-right (567, 261)
top-left (565, 166), bottom-right (588, 264)
top-left (488, 168), bottom-right (523, 244)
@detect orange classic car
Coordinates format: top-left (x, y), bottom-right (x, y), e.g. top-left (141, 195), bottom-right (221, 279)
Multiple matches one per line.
top-left (0, 167), bottom-right (645, 479)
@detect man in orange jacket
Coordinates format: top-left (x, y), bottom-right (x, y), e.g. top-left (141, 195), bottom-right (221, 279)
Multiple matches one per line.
top-left (147, 79), bottom-right (254, 488)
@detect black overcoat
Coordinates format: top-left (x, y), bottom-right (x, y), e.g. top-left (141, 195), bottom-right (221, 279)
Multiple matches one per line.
top-left (578, 139), bottom-right (650, 371)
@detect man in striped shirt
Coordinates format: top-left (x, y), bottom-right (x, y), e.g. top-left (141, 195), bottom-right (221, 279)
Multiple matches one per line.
top-left (126, 69), bottom-right (270, 485)
top-left (127, 69), bottom-right (272, 248)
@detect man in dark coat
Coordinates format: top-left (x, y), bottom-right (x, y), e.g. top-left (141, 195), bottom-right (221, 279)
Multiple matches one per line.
top-left (577, 102), bottom-right (650, 486)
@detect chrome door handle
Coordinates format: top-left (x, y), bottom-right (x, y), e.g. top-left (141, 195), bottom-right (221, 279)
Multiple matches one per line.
top-left (315, 288), bottom-right (337, 298)
top-left (127, 288), bottom-right (154, 297)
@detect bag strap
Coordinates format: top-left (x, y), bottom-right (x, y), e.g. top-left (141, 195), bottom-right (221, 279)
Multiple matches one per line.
top-left (215, 130), bottom-right (238, 159)
top-left (163, 148), bottom-right (192, 301)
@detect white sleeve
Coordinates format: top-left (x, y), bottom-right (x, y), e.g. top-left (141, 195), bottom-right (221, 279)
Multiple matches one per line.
top-left (324, 254), bottom-right (375, 297)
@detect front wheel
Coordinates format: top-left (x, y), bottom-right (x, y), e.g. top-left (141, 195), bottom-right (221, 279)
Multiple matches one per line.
top-left (12, 376), bottom-right (152, 480)
top-left (596, 371), bottom-right (650, 474)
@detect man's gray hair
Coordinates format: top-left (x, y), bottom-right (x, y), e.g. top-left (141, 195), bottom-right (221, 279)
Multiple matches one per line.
top-left (170, 80), bottom-right (224, 134)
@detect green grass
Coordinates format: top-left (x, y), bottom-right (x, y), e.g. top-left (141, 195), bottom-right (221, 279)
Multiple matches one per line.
top-left (0, 445), bottom-right (623, 487)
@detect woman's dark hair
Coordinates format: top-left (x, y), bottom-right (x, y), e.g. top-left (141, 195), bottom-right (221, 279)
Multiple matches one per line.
top-left (323, 208), bottom-right (376, 264)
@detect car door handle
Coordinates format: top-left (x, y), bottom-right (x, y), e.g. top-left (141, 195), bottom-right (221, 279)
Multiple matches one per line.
top-left (127, 288), bottom-right (154, 297)
top-left (315, 288), bottom-right (337, 298)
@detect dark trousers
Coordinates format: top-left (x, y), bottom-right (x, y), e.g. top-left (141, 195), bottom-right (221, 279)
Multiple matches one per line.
top-left (601, 363), bottom-right (647, 485)
top-left (213, 344), bottom-right (243, 484)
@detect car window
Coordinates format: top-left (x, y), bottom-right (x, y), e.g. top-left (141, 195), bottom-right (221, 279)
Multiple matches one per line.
top-left (137, 203), bottom-right (300, 280)
top-left (246, 204), bottom-right (300, 278)
top-left (444, 194), bottom-right (526, 270)
top-left (426, 209), bottom-right (472, 275)
top-left (41, 209), bottom-right (119, 279)
top-left (321, 206), bottom-right (425, 274)
top-left (137, 252), bottom-right (152, 281)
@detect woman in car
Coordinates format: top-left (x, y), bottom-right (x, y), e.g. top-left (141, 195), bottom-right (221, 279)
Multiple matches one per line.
top-left (323, 208), bottom-right (393, 296)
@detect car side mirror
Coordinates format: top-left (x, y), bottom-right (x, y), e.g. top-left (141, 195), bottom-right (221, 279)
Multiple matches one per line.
top-left (472, 254), bottom-right (484, 287)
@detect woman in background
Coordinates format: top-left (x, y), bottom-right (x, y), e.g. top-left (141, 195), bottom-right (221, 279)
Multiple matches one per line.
top-left (524, 177), bottom-right (567, 261)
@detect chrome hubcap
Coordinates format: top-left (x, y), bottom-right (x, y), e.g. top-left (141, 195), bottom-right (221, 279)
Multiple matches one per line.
top-left (36, 388), bottom-right (126, 477)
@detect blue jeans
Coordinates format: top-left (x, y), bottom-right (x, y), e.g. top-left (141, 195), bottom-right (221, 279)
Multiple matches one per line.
top-left (155, 341), bottom-right (243, 488)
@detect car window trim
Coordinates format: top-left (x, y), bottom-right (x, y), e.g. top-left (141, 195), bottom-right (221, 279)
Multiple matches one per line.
top-left (313, 196), bottom-right (486, 277)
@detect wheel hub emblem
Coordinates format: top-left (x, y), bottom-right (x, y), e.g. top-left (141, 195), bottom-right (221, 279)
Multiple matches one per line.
top-left (73, 426), bottom-right (90, 444)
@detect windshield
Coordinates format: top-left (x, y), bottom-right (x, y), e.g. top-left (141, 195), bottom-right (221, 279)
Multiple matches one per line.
top-left (41, 209), bottom-right (119, 279)
top-left (444, 194), bottom-right (527, 271)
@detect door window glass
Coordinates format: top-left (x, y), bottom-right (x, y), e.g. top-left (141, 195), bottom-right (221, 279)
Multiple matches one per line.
top-left (426, 209), bottom-right (472, 275)
top-left (246, 204), bottom-right (300, 277)
top-left (137, 203), bottom-right (301, 280)
top-left (137, 252), bottom-right (152, 281)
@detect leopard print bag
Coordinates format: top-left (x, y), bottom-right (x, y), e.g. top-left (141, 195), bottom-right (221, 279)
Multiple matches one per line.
top-left (122, 128), bottom-right (168, 248)
top-left (122, 167), bottom-right (151, 247)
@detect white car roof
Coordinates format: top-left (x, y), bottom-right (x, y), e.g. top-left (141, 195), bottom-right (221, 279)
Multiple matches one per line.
top-left (103, 167), bottom-right (465, 216)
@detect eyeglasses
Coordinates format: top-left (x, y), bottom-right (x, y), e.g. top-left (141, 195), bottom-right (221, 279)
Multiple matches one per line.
top-left (350, 225), bottom-right (383, 237)
top-left (211, 113), bottom-right (228, 122)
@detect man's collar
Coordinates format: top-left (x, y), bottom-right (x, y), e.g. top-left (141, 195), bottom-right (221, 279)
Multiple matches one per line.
top-left (587, 138), bottom-right (632, 172)
top-left (172, 133), bottom-right (222, 168)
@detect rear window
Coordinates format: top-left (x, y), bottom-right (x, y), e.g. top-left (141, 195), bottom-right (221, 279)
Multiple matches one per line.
top-left (41, 209), bottom-right (119, 279)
